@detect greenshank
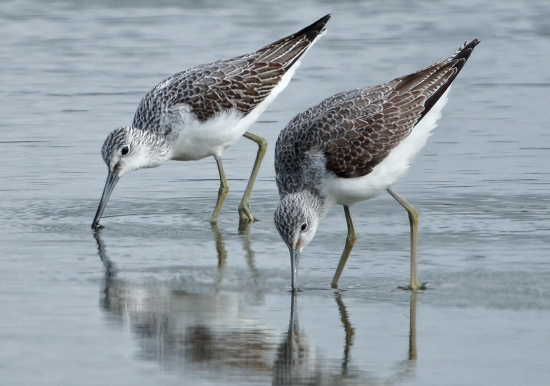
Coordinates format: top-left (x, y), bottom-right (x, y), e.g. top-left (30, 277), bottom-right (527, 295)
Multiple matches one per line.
top-left (274, 39), bottom-right (480, 291)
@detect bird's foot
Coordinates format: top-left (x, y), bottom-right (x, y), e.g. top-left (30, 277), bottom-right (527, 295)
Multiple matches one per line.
top-left (398, 282), bottom-right (429, 291)
top-left (238, 202), bottom-right (256, 223)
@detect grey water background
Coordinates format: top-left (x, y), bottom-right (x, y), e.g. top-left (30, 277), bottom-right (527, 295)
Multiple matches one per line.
top-left (1, 0), bottom-right (550, 384)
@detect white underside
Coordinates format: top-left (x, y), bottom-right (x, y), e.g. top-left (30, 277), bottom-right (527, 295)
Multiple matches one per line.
top-left (324, 87), bottom-right (451, 208)
top-left (170, 64), bottom-right (298, 161)
top-left (170, 32), bottom-right (325, 161)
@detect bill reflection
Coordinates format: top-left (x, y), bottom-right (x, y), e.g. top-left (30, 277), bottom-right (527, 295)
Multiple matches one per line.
top-left (93, 230), bottom-right (419, 384)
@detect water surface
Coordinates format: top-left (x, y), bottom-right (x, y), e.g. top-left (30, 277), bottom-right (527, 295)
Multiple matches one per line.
top-left (1, 0), bottom-right (550, 385)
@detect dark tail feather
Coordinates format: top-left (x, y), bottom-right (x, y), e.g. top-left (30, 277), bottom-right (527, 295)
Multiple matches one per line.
top-left (420, 39), bottom-right (480, 120)
top-left (449, 39), bottom-right (481, 63)
top-left (291, 14), bottom-right (331, 44)
top-left (255, 14), bottom-right (331, 70)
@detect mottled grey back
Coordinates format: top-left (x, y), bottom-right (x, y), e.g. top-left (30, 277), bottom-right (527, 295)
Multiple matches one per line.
top-left (275, 39), bottom-right (480, 195)
top-left (132, 15), bottom-right (331, 135)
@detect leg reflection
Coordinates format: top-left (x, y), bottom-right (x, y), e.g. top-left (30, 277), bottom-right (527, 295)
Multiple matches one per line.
top-left (238, 215), bottom-right (251, 235)
top-left (211, 223), bottom-right (263, 296)
top-left (333, 292), bottom-right (418, 383)
top-left (409, 292), bottom-right (418, 361)
top-left (210, 223), bottom-right (228, 268)
top-left (334, 292), bottom-right (355, 375)
top-left (240, 232), bottom-right (260, 287)
top-left (211, 224), bottom-right (227, 292)
top-left (391, 292), bottom-right (419, 382)
top-left (91, 229), bottom-right (276, 376)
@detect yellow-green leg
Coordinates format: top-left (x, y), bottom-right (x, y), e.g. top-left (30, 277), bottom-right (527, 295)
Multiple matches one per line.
top-left (387, 187), bottom-right (422, 291)
top-left (331, 206), bottom-right (357, 289)
top-left (210, 154), bottom-right (229, 224)
top-left (238, 131), bottom-right (268, 223)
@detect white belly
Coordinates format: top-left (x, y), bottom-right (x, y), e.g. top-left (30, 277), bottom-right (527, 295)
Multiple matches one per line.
top-left (170, 62), bottom-right (301, 161)
top-left (170, 109), bottom-right (248, 161)
top-left (325, 87), bottom-right (451, 207)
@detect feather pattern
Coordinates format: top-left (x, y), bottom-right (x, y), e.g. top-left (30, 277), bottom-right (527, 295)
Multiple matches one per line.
top-left (275, 39), bottom-right (480, 197)
top-left (132, 15), bottom-right (331, 136)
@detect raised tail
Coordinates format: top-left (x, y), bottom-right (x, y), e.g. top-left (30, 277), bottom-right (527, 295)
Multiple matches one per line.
top-left (421, 39), bottom-right (481, 118)
top-left (394, 39), bottom-right (480, 122)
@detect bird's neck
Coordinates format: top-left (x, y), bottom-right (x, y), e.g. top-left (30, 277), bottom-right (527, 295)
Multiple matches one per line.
top-left (140, 129), bottom-right (173, 167)
top-left (299, 190), bottom-right (330, 222)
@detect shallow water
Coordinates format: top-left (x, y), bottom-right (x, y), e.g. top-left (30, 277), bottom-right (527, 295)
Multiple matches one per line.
top-left (1, 0), bottom-right (550, 385)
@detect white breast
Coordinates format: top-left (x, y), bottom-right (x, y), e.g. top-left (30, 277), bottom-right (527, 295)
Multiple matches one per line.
top-left (325, 87), bottom-right (451, 207)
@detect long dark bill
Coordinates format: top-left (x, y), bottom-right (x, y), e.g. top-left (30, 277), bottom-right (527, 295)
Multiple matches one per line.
top-left (290, 248), bottom-right (300, 292)
top-left (91, 171), bottom-right (120, 229)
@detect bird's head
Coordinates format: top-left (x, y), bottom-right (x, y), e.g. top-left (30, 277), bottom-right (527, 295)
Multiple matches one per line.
top-left (101, 126), bottom-right (170, 177)
top-left (274, 192), bottom-right (322, 291)
top-left (92, 126), bottom-right (171, 229)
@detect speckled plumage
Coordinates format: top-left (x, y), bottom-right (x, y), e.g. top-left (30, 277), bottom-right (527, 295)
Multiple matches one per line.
top-left (275, 39), bottom-right (480, 197)
top-left (101, 126), bottom-right (170, 168)
top-left (133, 15), bottom-right (331, 135)
top-left (92, 15), bottom-right (331, 229)
top-left (274, 39), bottom-right (480, 291)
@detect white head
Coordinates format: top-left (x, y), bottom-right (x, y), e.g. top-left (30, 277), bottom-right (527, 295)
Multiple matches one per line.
top-left (100, 126), bottom-right (170, 177)
top-left (92, 126), bottom-right (171, 229)
top-left (274, 191), bottom-right (323, 291)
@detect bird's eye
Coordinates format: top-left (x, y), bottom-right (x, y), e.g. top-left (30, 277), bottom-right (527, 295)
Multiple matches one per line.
top-left (300, 222), bottom-right (307, 231)
top-left (121, 146), bottom-right (129, 156)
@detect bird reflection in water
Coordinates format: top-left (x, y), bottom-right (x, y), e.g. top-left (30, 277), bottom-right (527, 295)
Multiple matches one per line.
top-left (93, 227), bottom-right (276, 375)
top-left (273, 292), bottom-right (419, 385)
top-left (272, 293), bottom-right (321, 385)
top-left (93, 230), bottom-right (419, 384)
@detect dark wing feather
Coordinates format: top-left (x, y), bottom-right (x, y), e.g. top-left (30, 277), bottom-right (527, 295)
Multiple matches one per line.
top-left (133, 15), bottom-right (330, 131)
top-left (315, 39), bottom-right (479, 178)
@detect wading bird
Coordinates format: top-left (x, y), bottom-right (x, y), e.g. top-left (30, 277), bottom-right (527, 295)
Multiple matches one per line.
top-left (92, 15), bottom-right (331, 229)
top-left (274, 39), bottom-right (480, 291)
